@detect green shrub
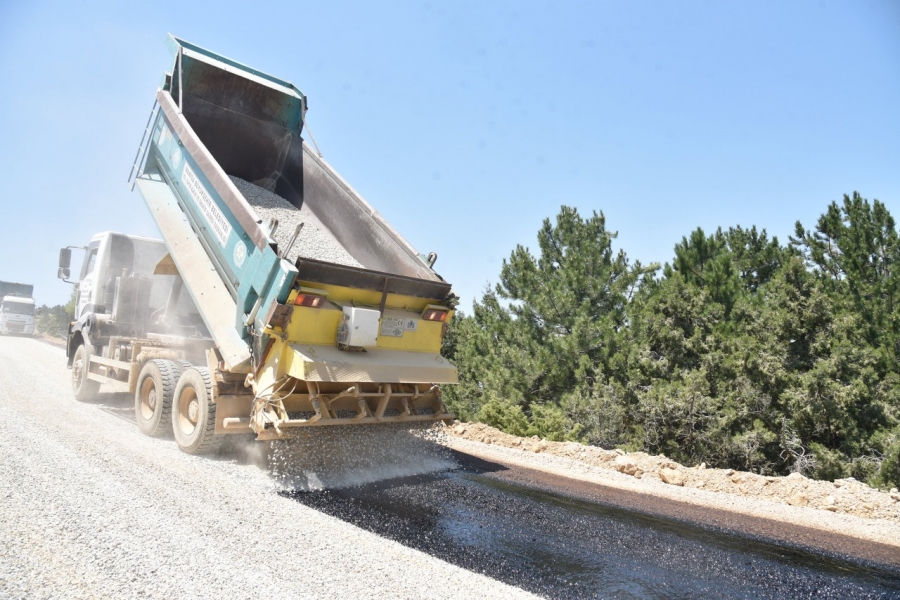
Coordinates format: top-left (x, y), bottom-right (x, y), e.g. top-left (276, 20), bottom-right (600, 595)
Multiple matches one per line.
top-left (879, 438), bottom-right (900, 488)
top-left (476, 398), bottom-right (530, 438)
top-left (809, 443), bottom-right (848, 481)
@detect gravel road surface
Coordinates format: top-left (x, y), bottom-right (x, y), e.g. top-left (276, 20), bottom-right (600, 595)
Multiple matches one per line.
top-left (293, 454), bottom-right (900, 599)
top-left (0, 337), bottom-right (533, 600)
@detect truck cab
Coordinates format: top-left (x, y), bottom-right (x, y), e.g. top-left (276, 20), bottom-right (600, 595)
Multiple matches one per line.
top-left (0, 295), bottom-right (35, 335)
top-left (70, 232), bottom-right (188, 318)
top-left (59, 231), bottom-right (208, 367)
top-left (0, 280), bottom-right (35, 336)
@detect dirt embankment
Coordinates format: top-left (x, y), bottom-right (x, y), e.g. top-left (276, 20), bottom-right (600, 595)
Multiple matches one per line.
top-left (448, 422), bottom-right (900, 524)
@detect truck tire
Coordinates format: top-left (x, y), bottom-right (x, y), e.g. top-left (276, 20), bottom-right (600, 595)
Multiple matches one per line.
top-left (172, 367), bottom-right (220, 454)
top-left (71, 343), bottom-right (101, 403)
top-left (135, 360), bottom-right (181, 437)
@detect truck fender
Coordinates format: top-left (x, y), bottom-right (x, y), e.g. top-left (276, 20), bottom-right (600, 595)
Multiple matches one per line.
top-left (67, 331), bottom-right (84, 368)
top-left (67, 314), bottom-right (95, 367)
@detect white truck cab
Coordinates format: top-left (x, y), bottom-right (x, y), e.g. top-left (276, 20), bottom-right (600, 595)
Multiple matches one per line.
top-left (69, 231), bottom-right (174, 320)
top-left (57, 231), bottom-right (209, 370)
top-left (0, 295), bottom-right (35, 335)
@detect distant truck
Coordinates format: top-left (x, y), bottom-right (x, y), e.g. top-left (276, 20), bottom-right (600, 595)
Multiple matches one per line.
top-left (0, 281), bottom-right (35, 336)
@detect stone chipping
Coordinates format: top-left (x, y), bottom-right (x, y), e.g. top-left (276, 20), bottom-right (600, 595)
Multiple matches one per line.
top-left (229, 176), bottom-right (363, 268)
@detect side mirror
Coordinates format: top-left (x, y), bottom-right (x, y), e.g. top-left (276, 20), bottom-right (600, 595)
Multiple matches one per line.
top-left (58, 267), bottom-right (71, 280)
top-left (59, 248), bottom-right (71, 269)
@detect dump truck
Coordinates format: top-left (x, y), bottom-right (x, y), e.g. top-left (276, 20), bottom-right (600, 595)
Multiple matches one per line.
top-left (58, 35), bottom-right (457, 453)
top-left (0, 281), bottom-right (35, 336)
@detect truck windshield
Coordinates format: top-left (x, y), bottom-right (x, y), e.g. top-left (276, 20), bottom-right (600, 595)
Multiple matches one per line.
top-left (1, 302), bottom-right (34, 315)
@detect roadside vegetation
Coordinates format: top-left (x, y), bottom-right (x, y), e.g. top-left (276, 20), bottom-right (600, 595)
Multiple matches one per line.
top-left (34, 290), bottom-right (75, 338)
top-left (442, 192), bottom-right (900, 489)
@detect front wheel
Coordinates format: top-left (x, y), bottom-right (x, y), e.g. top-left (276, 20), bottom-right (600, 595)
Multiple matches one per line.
top-left (172, 368), bottom-right (220, 454)
top-left (135, 360), bottom-right (182, 437)
top-left (71, 344), bottom-right (100, 403)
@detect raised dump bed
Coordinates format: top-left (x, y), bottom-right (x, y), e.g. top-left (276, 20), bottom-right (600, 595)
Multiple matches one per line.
top-left (128, 36), bottom-right (456, 447)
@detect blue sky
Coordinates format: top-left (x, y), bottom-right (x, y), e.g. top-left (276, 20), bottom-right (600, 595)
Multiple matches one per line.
top-left (1, 0), bottom-right (898, 309)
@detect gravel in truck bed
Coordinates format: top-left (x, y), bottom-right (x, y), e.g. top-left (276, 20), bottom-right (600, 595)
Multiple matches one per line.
top-left (230, 176), bottom-right (362, 268)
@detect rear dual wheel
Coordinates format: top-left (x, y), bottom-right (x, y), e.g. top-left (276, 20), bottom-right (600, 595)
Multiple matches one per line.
top-left (172, 367), bottom-right (221, 455)
top-left (135, 359), bottom-right (183, 437)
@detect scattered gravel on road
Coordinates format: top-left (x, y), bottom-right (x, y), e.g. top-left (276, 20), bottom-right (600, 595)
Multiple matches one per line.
top-left (0, 337), bottom-right (533, 600)
top-left (230, 176), bottom-right (362, 268)
top-left (292, 460), bottom-right (900, 599)
top-left (447, 422), bottom-right (900, 549)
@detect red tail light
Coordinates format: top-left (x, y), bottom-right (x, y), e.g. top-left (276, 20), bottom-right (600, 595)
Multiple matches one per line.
top-left (422, 308), bottom-right (449, 322)
top-left (294, 293), bottom-right (326, 308)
